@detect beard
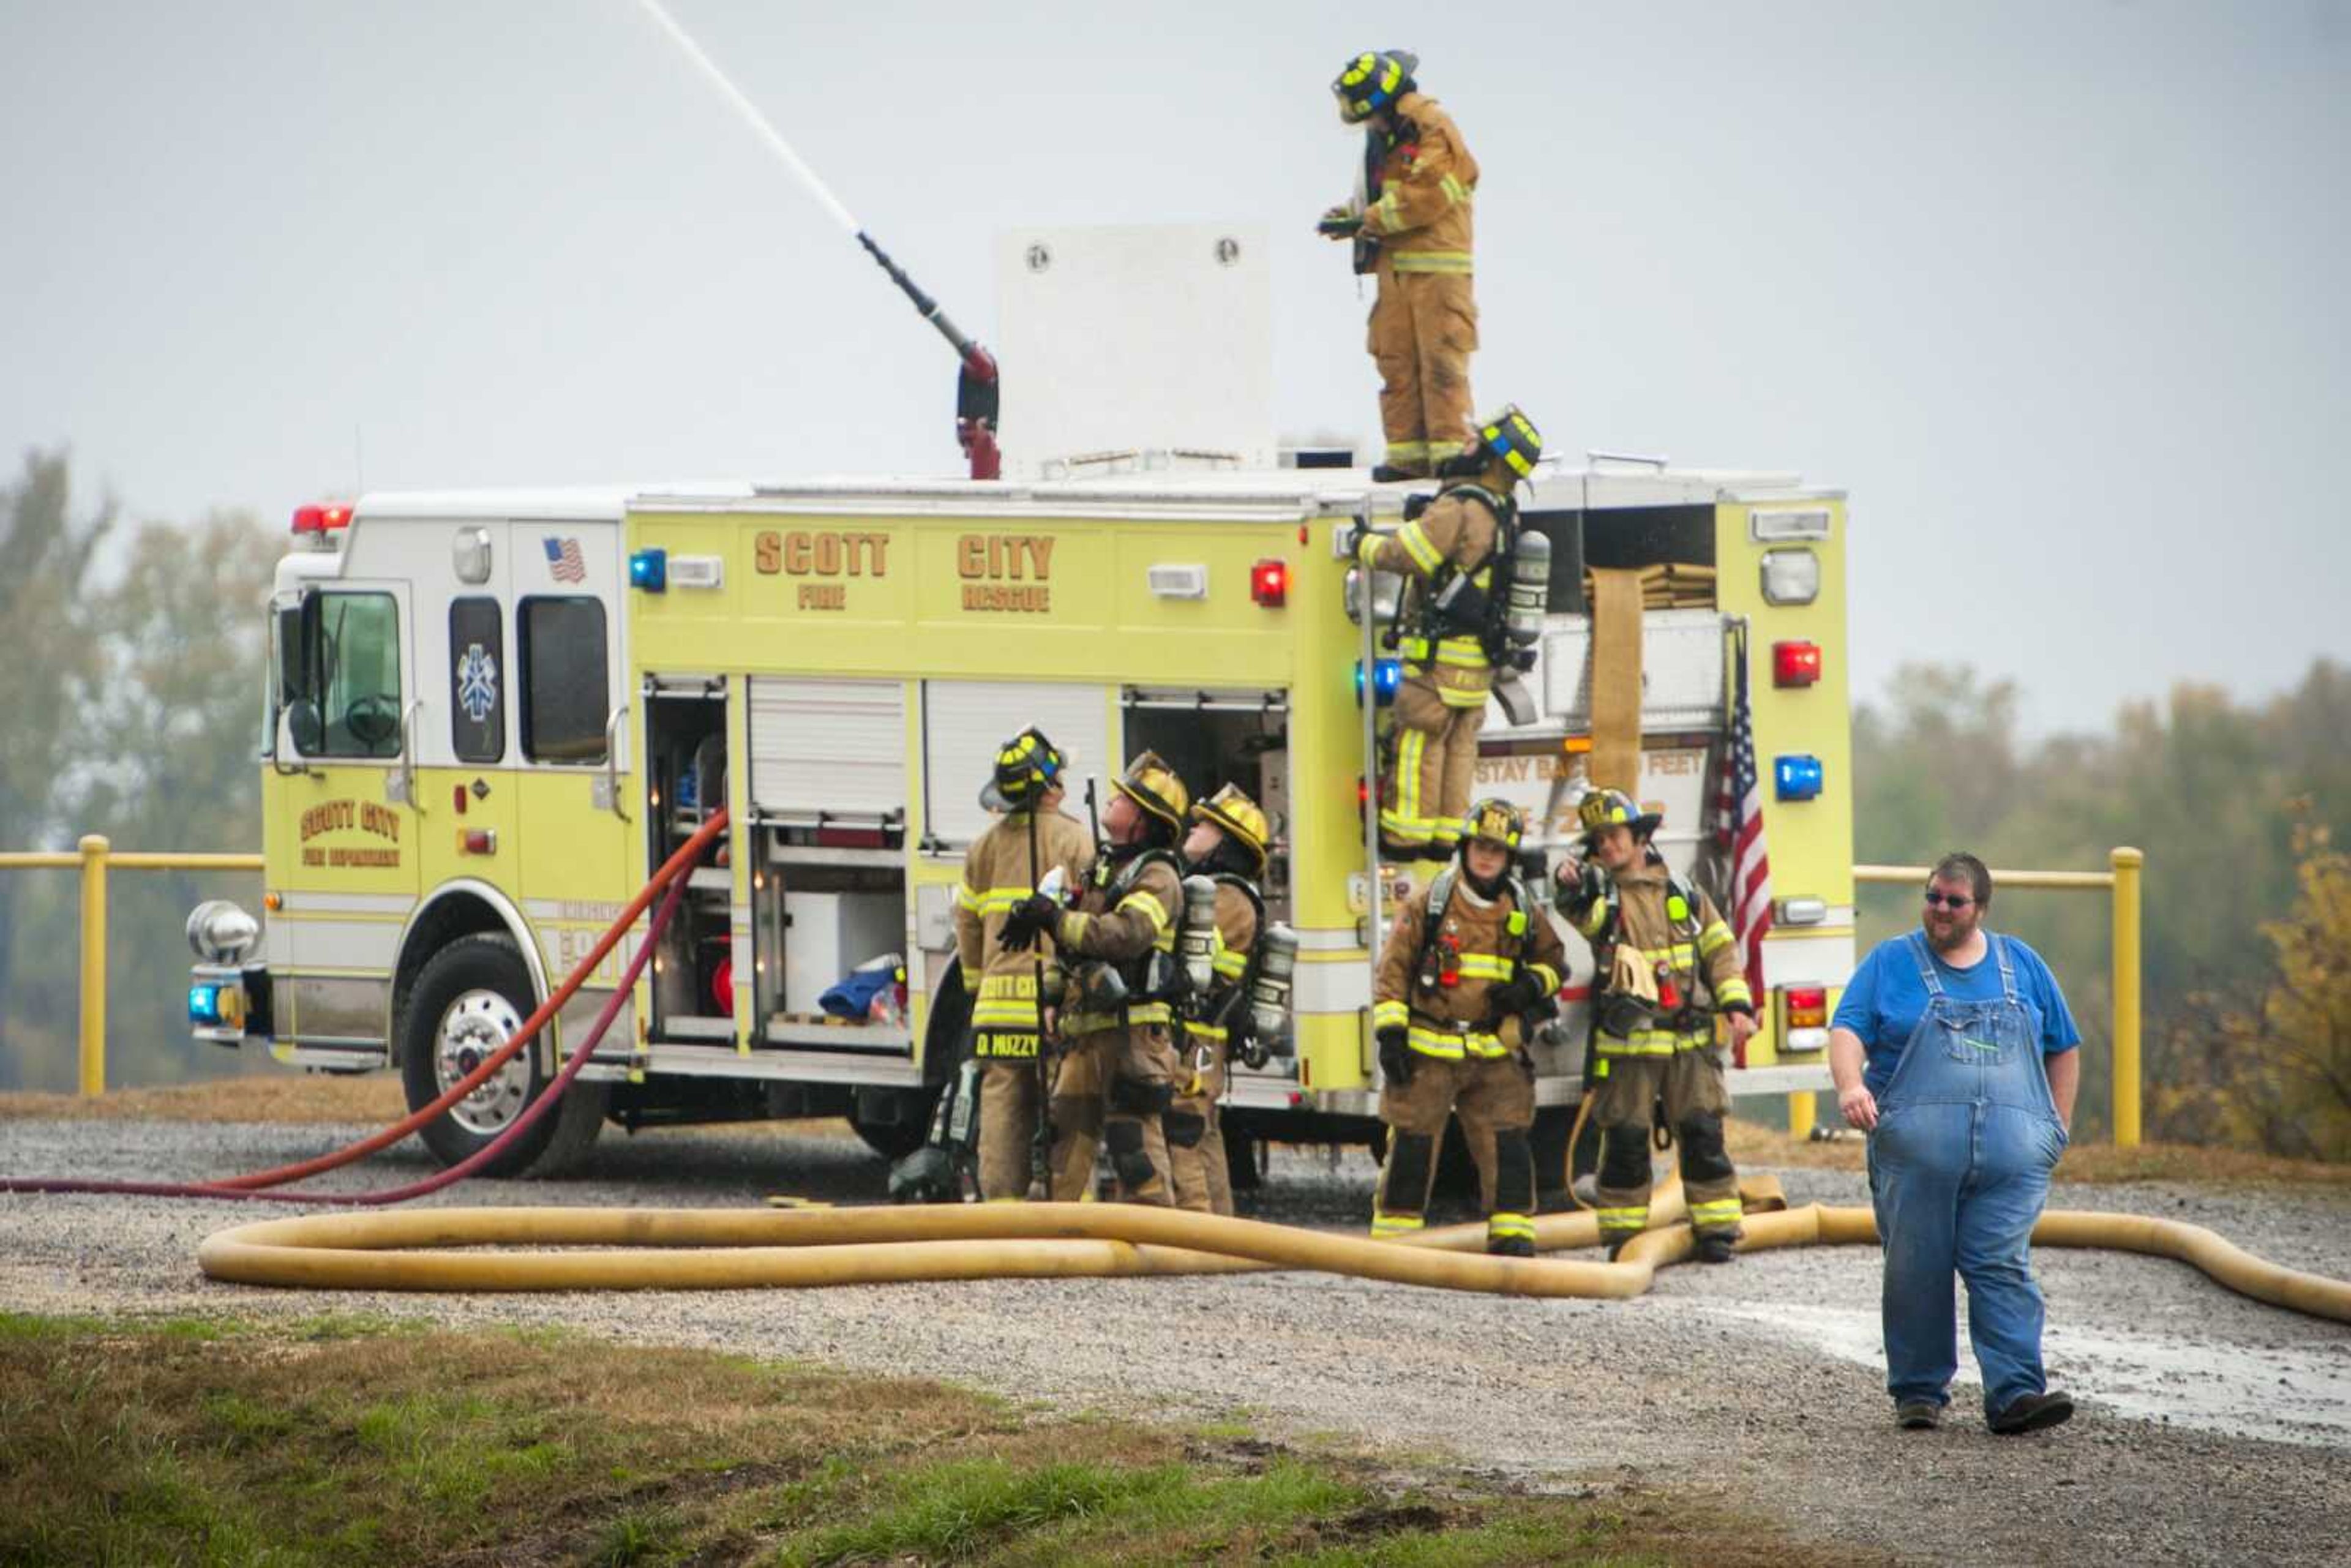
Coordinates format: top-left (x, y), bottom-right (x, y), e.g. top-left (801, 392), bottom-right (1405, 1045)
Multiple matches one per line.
top-left (1924, 912), bottom-right (1980, 954)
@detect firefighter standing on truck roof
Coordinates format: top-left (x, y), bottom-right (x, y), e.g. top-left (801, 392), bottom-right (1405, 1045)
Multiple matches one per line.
top-left (954, 728), bottom-right (1095, 1201)
top-left (1554, 788), bottom-right (1757, 1262)
top-left (1003, 753), bottom-right (1192, 1205)
top-left (1370, 798), bottom-right (1564, 1256)
top-left (1169, 784), bottom-right (1273, 1216)
top-left (1319, 49), bottom-right (1480, 482)
top-left (1349, 405), bottom-right (1543, 866)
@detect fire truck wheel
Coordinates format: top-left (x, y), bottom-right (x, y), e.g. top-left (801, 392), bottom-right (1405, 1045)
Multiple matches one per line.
top-left (398, 934), bottom-right (568, 1179)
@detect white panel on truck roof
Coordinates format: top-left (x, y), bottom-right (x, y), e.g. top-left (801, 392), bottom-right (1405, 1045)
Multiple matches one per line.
top-left (996, 223), bottom-right (1274, 479)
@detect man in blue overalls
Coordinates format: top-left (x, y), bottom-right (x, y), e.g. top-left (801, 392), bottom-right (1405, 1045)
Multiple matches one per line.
top-left (1828, 852), bottom-right (2082, 1435)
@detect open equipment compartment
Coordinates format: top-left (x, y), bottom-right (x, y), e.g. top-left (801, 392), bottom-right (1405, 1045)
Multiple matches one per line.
top-left (642, 673), bottom-right (736, 1044)
top-left (745, 677), bottom-right (913, 1054)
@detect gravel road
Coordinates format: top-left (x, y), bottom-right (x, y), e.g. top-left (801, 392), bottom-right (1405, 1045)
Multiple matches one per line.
top-left (4, 1118), bottom-right (2347, 1567)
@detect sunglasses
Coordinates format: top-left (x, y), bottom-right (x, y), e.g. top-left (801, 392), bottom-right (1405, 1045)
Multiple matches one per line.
top-left (1923, 891), bottom-right (1974, 910)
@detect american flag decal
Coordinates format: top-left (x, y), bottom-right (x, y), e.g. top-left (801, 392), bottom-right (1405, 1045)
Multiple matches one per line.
top-left (543, 536), bottom-right (587, 583)
top-left (1714, 623), bottom-right (1772, 1033)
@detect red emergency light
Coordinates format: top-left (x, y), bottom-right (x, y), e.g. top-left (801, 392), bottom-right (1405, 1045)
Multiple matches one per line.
top-left (457, 828), bottom-right (497, 856)
top-left (1783, 985), bottom-right (1828, 1029)
top-left (1772, 639), bottom-right (1822, 688)
top-left (291, 503), bottom-right (353, 536)
top-left (1250, 558), bottom-right (1289, 607)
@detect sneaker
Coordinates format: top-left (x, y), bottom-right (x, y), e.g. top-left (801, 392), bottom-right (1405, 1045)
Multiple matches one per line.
top-left (1987, 1390), bottom-right (2075, 1436)
top-left (1693, 1232), bottom-right (1738, 1265)
top-left (1894, 1400), bottom-right (1942, 1431)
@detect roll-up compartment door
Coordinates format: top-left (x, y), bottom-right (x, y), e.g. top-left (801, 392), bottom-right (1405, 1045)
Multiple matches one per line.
top-left (921, 680), bottom-right (1109, 848)
top-left (1539, 609), bottom-right (1727, 732)
top-left (749, 677), bottom-right (906, 819)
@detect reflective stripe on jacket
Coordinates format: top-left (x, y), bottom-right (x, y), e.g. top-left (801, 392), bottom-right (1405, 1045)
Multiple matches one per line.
top-left (1364, 91), bottom-right (1477, 272)
top-left (1373, 874), bottom-right (1565, 1059)
top-left (953, 808), bottom-right (1095, 1033)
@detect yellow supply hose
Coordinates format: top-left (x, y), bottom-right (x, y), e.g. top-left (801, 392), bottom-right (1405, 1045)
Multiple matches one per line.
top-left (195, 1188), bottom-right (2351, 1323)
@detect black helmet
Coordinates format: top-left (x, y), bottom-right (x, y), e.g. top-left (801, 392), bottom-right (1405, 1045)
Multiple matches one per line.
top-left (1332, 50), bottom-right (1418, 124)
top-left (978, 726), bottom-right (1068, 811)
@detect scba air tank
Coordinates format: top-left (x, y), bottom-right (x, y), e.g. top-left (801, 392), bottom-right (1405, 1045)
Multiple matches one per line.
top-left (1504, 528), bottom-right (1551, 647)
top-left (1176, 876), bottom-right (1221, 997)
top-left (1246, 923), bottom-right (1300, 1054)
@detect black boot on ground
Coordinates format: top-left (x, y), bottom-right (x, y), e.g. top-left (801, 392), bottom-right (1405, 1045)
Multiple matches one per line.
top-left (1369, 463), bottom-right (1425, 484)
top-left (1487, 1236), bottom-right (1535, 1259)
top-left (1694, 1232), bottom-right (1738, 1265)
top-left (1988, 1390), bottom-right (2074, 1435)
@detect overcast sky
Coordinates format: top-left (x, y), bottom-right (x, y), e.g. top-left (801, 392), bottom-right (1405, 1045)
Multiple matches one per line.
top-left (3, 0), bottom-right (2345, 732)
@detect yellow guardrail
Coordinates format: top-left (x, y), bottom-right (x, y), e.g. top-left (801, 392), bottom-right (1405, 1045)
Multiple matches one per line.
top-left (1854, 847), bottom-right (2143, 1147)
top-left (0, 836), bottom-right (264, 1098)
top-left (0, 838), bottom-right (2148, 1142)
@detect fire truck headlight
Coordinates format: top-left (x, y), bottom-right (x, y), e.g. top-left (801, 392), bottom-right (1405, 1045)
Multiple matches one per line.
top-left (186, 899), bottom-right (260, 964)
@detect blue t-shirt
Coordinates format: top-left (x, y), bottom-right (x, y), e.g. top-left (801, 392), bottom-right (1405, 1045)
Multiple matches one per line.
top-left (1832, 932), bottom-right (2080, 1098)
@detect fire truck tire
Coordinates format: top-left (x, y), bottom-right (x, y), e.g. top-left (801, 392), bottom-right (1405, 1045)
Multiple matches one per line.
top-left (530, 1079), bottom-right (610, 1180)
top-left (399, 934), bottom-right (569, 1179)
top-left (850, 1090), bottom-right (936, 1160)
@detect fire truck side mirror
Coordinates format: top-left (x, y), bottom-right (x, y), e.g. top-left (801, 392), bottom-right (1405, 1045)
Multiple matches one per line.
top-left (285, 697), bottom-right (324, 755)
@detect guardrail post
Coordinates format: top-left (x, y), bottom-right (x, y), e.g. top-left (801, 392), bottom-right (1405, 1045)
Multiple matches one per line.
top-left (77, 833), bottom-right (109, 1098)
top-left (1787, 1087), bottom-right (1815, 1141)
top-left (2110, 846), bottom-right (2143, 1148)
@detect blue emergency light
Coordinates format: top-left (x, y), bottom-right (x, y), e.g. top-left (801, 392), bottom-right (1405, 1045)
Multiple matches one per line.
top-left (1354, 658), bottom-right (1401, 707)
top-left (188, 985), bottom-right (222, 1027)
top-left (628, 547), bottom-right (667, 593)
top-left (1774, 754), bottom-right (1825, 802)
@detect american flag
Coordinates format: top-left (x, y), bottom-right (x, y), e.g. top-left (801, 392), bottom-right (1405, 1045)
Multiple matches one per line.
top-left (1714, 623), bottom-right (1772, 1032)
top-left (543, 536), bottom-right (587, 583)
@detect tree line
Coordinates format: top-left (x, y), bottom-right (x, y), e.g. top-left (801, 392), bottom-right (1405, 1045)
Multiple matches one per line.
top-left (2, 449), bottom-right (2344, 1158)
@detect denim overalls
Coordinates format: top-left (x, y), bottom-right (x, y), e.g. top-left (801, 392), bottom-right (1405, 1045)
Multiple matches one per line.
top-left (1867, 932), bottom-right (2068, 1413)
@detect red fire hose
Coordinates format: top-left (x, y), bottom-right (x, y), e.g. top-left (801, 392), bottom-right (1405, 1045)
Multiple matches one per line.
top-left (0, 811), bottom-right (726, 1204)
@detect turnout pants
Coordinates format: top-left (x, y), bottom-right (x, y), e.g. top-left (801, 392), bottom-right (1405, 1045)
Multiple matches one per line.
top-left (1368, 256), bottom-right (1478, 475)
top-left (1592, 1043), bottom-right (1742, 1247)
top-left (1386, 678), bottom-right (1488, 857)
top-left (1166, 1033), bottom-right (1233, 1215)
top-left (974, 1055), bottom-right (1041, 1201)
top-left (1048, 1024), bottom-right (1178, 1206)
top-left (1372, 1051), bottom-right (1536, 1251)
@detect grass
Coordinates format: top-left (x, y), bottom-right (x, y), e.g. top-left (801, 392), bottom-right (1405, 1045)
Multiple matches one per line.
top-left (0, 1315), bottom-right (1873, 1568)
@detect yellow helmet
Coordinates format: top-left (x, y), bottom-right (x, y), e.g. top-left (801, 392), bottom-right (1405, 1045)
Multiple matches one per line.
top-left (1577, 787), bottom-right (1662, 845)
top-left (1112, 751), bottom-right (1190, 832)
top-left (1460, 797), bottom-right (1526, 852)
top-left (1190, 783), bottom-right (1270, 869)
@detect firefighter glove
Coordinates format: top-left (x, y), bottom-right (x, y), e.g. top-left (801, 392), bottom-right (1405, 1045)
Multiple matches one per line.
top-left (999, 893), bottom-right (1060, 952)
top-left (1318, 206), bottom-right (1364, 239)
top-left (1376, 1025), bottom-right (1413, 1087)
top-left (1554, 859), bottom-right (1605, 915)
top-left (1488, 973), bottom-right (1548, 1021)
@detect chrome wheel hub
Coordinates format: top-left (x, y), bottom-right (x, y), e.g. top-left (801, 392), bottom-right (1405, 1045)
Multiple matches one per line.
top-left (433, 987), bottom-right (531, 1137)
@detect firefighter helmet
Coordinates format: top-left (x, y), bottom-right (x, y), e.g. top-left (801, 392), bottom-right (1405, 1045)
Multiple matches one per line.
top-left (1112, 751), bottom-right (1190, 832)
top-left (1332, 50), bottom-right (1418, 124)
top-left (1475, 404), bottom-right (1543, 479)
top-left (1460, 797), bottom-right (1526, 853)
top-left (1190, 783), bottom-right (1271, 870)
top-left (1577, 787), bottom-right (1662, 844)
top-left (978, 726), bottom-right (1067, 811)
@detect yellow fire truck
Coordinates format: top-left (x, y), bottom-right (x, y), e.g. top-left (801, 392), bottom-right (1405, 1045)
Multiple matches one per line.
top-left (184, 451), bottom-right (1851, 1187)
